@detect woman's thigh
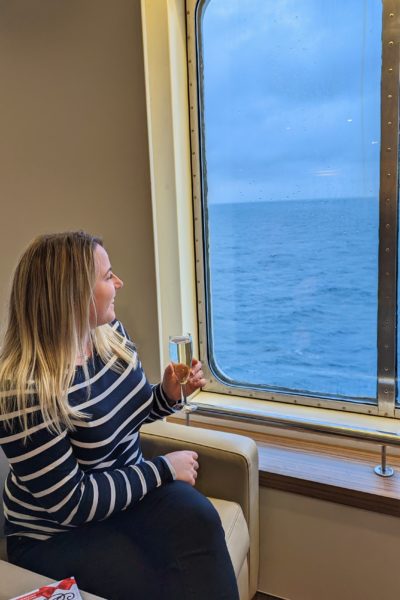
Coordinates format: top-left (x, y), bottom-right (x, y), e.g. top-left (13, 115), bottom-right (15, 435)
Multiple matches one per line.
top-left (115, 481), bottom-right (239, 600)
top-left (123, 480), bottom-right (225, 555)
top-left (8, 516), bottom-right (162, 600)
top-left (8, 481), bottom-right (238, 600)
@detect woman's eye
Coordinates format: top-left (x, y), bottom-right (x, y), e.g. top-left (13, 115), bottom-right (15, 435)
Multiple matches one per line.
top-left (107, 273), bottom-right (113, 280)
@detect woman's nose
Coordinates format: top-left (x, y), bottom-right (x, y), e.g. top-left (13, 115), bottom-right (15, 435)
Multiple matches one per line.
top-left (113, 275), bottom-right (124, 289)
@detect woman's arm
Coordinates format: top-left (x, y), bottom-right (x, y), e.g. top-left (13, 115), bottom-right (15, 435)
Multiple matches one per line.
top-left (145, 381), bottom-right (176, 423)
top-left (0, 415), bottom-right (174, 528)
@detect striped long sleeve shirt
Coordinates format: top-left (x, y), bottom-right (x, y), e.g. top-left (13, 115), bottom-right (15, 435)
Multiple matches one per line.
top-left (0, 321), bottom-right (176, 540)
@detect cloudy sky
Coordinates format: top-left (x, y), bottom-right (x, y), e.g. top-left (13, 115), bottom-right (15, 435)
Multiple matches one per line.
top-left (201, 0), bottom-right (382, 203)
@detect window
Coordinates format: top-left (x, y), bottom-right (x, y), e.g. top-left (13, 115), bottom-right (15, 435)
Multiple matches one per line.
top-left (187, 0), bottom-right (400, 416)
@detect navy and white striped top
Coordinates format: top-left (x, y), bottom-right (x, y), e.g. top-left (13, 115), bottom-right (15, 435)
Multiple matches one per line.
top-left (0, 321), bottom-right (176, 540)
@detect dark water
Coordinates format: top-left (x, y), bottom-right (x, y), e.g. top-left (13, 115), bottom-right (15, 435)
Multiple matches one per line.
top-left (207, 198), bottom-right (379, 400)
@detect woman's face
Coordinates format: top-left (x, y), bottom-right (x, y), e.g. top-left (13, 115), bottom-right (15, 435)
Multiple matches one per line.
top-left (90, 245), bottom-right (123, 327)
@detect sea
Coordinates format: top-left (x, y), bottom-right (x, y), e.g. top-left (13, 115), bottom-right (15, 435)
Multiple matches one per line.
top-left (207, 197), bottom-right (381, 400)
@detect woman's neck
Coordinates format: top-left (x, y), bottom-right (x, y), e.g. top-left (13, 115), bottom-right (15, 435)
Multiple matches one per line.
top-left (75, 336), bottom-right (92, 365)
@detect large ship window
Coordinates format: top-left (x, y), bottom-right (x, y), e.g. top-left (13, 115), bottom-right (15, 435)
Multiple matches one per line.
top-left (187, 0), bottom-right (400, 416)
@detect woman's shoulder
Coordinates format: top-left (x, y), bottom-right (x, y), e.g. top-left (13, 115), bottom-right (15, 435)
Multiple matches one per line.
top-left (110, 319), bottom-right (131, 341)
top-left (0, 391), bottom-right (43, 438)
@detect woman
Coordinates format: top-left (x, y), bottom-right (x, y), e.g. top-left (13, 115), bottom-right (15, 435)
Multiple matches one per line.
top-left (0, 231), bottom-right (239, 600)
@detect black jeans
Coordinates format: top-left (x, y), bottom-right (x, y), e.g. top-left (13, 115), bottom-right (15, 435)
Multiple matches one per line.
top-left (7, 481), bottom-right (239, 600)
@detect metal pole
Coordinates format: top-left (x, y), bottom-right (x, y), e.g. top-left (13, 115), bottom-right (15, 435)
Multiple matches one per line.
top-left (374, 444), bottom-right (394, 477)
top-left (194, 403), bottom-right (400, 475)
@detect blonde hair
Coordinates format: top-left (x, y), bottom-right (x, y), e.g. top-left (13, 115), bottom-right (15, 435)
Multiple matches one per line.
top-left (0, 231), bottom-right (136, 435)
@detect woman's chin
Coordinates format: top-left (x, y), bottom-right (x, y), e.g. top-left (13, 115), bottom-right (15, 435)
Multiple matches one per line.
top-left (94, 311), bottom-right (116, 327)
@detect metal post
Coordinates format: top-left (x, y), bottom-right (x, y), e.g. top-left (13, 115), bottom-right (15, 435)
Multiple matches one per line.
top-left (374, 444), bottom-right (395, 477)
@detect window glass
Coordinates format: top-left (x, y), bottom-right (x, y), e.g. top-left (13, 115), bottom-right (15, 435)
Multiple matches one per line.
top-left (201, 0), bottom-right (382, 399)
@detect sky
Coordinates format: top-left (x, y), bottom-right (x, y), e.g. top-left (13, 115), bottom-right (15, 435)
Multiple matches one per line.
top-left (201, 0), bottom-right (382, 203)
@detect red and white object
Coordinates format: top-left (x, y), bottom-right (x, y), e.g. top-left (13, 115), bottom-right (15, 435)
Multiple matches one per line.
top-left (10, 577), bottom-right (83, 600)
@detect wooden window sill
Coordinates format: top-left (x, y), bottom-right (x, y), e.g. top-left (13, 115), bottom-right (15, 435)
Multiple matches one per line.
top-left (167, 416), bottom-right (400, 517)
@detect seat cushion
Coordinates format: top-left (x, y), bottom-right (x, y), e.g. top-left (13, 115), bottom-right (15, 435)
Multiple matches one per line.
top-left (209, 497), bottom-right (250, 578)
top-left (0, 537), bottom-right (6, 562)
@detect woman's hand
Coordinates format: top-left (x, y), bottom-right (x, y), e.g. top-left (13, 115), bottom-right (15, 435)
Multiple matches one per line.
top-left (162, 359), bottom-right (206, 404)
top-left (165, 450), bottom-right (199, 486)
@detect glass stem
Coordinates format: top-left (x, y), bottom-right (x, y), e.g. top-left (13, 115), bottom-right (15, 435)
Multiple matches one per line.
top-left (181, 383), bottom-right (190, 426)
top-left (181, 383), bottom-right (187, 407)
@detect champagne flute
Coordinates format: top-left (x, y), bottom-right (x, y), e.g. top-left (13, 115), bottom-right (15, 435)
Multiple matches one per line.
top-left (168, 333), bottom-right (197, 419)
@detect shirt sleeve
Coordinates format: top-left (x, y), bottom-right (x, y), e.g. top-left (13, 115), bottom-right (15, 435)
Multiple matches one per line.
top-left (144, 383), bottom-right (176, 423)
top-left (0, 414), bottom-right (175, 528)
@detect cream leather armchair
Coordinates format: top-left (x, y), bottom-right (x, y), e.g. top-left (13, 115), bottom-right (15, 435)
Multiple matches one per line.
top-left (141, 421), bottom-right (259, 600)
top-left (0, 421), bottom-right (259, 600)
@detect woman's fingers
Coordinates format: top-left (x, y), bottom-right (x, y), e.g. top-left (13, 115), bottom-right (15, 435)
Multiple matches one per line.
top-left (188, 362), bottom-right (206, 390)
top-left (186, 450), bottom-right (198, 459)
top-left (165, 450), bottom-right (199, 485)
top-left (191, 361), bottom-right (203, 376)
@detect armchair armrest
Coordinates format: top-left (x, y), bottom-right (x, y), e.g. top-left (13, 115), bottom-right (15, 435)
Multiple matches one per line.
top-left (140, 420), bottom-right (259, 597)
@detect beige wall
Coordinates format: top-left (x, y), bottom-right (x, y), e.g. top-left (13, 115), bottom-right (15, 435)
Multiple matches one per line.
top-left (0, 0), bottom-right (160, 380)
top-left (260, 488), bottom-right (400, 600)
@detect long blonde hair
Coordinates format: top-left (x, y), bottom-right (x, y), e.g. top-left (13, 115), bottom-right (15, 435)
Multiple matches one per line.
top-left (0, 231), bottom-right (136, 435)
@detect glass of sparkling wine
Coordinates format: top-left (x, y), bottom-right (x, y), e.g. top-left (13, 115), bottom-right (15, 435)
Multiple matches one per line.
top-left (168, 333), bottom-right (197, 413)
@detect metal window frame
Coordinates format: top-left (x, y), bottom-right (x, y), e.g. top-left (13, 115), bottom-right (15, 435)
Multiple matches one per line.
top-left (186, 0), bottom-right (400, 418)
